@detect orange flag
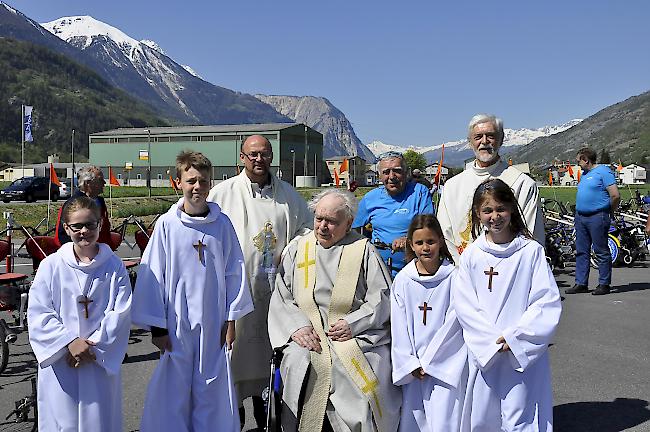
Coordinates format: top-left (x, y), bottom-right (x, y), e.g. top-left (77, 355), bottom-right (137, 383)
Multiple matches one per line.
top-left (434, 144), bottom-right (445, 186)
top-left (339, 159), bottom-right (348, 173)
top-left (568, 163), bottom-right (574, 177)
top-left (108, 166), bottom-right (120, 186)
top-left (169, 175), bottom-right (178, 190)
top-left (334, 168), bottom-right (340, 187)
top-left (577, 170), bottom-right (581, 182)
top-left (617, 161), bottom-right (623, 172)
top-left (49, 163), bottom-right (61, 187)
top-left (548, 171), bottom-right (553, 186)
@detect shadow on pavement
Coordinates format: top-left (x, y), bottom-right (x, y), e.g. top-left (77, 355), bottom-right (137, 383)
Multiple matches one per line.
top-left (613, 282), bottom-right (650, 293)
top-left (124, 351), bottom-right (159, 364)
top-left (554, 398), bottom-right (650, 431)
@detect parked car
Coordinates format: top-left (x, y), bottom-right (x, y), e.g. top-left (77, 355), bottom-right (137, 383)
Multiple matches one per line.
top-left (1, 177), bottom-right (60, 203)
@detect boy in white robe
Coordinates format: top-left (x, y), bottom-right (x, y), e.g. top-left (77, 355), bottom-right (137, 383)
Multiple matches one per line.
top-left (391, 214), bottom-right (467, 432)
top-left (453, 179), bottom-right (561, 432)
top-left (133, 151), bottom-right (254, 432)
top-left (28, 196), bottom-right (132, 432)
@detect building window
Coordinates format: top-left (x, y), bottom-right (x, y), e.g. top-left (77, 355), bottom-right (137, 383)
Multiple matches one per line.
top-left (223, 174), bottom-right (228, 180)
top-left (117, 174), bottom-right (122, 179)
top-left (157, 174), bottom-right (163, 180)
top-left (137, 174), bottom-right (142, 180)
top-left (200, 136), bottom-right (215, 141)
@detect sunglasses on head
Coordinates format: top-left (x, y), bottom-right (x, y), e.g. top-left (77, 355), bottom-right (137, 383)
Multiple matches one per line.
top-left (66, 221), bottom-right (99, 232)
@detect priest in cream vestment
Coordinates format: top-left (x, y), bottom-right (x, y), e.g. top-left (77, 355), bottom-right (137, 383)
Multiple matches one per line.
top-left (208, 134), bottom-right (312, 425)
top-left (269, 189), bottom-right (401, 432)
top-left (437, 114), bottom-right (545, 263)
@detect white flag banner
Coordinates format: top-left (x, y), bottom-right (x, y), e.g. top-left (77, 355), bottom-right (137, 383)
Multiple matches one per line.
top-left (24, 106), bottom-right (33, 142)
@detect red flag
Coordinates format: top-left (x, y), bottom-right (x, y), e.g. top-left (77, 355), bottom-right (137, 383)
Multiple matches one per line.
top-left (108, 166), bottom-right (120, 186)
top-left (577, 169), bottom-right (581, 182)
top-left (169, 175), bottom-right (178, 190)
top-left (568, 163), bottom-right (574, 177)
top-left (334, 168), bottom-right (340, 187)
top-left (339, 159), bottom-right (348, 173)
top-left (617, 161), bottom-right (623, 172)
top-left (49, 163), bottom-right (61, 187)
top-left (548, 171), bottom-right (553, 186)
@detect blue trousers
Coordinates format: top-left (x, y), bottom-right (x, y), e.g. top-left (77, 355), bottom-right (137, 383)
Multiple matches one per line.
top-left (574, 211), bottom-right (612, 286)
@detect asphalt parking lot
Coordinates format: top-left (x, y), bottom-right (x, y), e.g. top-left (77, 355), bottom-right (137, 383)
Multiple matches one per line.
top-left (0, 238), bottom-right (648, 431)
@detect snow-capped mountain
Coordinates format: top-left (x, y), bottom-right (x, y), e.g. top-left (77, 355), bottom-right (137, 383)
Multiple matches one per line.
top-left (38, 15), bottom-right (289, 125)
top-left (255, 95), bottom-right (376, 161)
top-left (367, 120), bottom-right (582, 166)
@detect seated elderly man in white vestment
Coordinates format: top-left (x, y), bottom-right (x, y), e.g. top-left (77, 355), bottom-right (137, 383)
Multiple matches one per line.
top-left (268, 189), bottom-right (401, 432)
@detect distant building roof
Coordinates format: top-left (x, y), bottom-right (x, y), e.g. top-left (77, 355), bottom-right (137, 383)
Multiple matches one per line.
top-left (91, 123), bottom-right (305, 136)
top-left (326, 155), bottom-right (366, 162)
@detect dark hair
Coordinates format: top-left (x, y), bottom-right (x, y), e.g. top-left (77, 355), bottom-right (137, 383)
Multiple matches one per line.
top-left (576, 147), bottom-right (597, 164)
top-left (62, 195), bottom-right (101, 224)
top-left (405, 214), bottom-right (454, 264)
top-left (175, 150), bottom-right (212, 180)
top-left (470, 178), bottom-right (533, 240)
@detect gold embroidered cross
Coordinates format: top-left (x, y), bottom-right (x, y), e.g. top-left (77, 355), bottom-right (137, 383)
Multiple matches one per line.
top-left (79, 295), bottom-right (93, 319)
top-left (484, 267), bottom-right (498, 292)
top-left (297, 242), bottom-right (316, 289)
top-left (351, 358), bottom-right (383, 418)
top-left (193, 239), bottom-right (206, 263)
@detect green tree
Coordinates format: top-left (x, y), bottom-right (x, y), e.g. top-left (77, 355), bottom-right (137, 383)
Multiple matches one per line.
top-left (599, 148), bottom-right (612, 164)
top-left (403, 149), bottom-right (427, 171)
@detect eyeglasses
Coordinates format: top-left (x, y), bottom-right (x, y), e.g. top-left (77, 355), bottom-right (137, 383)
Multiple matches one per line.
top-left (66, 221), bottom-right (99, 232)
top-left (381, 168), bottom-right (404, 175)
top-left (241, 151), bottom-right (273, 161)
top-left (377, 151), bottom-right (403, 161)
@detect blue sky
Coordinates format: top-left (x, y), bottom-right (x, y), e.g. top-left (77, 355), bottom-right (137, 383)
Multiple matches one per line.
top-left (6, 0), bottom-right (650, 147)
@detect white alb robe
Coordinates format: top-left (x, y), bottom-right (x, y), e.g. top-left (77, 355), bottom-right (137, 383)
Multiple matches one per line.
top-left (208, 170), bottom-right (312, 401)
top-left (453, 234), bottom-right (562, 432)
top-left (28, 242), bottom-right (132, 432)
top-left (268, 231), bottom-right (401, 432)
top-left (437, 158), bottom-right (545, 263)
top-left (132, 199), bottom-right (254, 432)
top-left (390, 259), bottom-right (467, 432)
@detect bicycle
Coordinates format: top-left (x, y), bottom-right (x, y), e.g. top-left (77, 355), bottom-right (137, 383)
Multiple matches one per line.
top-left (2, 375), bottom-right (37, 431)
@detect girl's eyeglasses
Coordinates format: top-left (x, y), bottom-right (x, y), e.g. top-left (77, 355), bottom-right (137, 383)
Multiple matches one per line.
top-left (66, 222), bottom-right (99, 232)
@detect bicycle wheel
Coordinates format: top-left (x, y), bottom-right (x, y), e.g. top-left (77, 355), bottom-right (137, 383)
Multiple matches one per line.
top-left (590, 234), bottom-right (619, 268)
top-left (0, 321), bottom-right (9, 374)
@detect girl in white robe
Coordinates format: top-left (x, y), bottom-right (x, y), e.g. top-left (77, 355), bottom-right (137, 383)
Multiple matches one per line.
top-left (28, 195), bottom-right (132, 432)
top-left (453, 179), bottom-right (561, 432)
top-left (391, 214), bottom-right (467, 432)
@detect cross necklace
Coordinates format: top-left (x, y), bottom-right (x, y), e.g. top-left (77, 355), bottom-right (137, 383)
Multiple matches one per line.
top-left (484, 255), bottom-right (507, 293)
top-left (193, 234), bottom-right (207, 265)
top-left (73, 268), bottom-right (94, 319)
top-left (417, 282), bottom-right (437, 326)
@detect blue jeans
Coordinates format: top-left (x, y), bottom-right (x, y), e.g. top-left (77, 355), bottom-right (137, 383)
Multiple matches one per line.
top-left (574, 211), bottom-right (612, 286)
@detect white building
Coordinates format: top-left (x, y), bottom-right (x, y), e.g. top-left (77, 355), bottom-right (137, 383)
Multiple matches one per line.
top-left (618, 164), bottom-right (647, 185)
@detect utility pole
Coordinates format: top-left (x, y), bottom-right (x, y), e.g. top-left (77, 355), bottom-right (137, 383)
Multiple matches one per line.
top-left (71, 129), bottom-right (75, 186)
top-left (145, 129), bottom-right (151, 197)
top-left (303, 125), bottom-right (308, 177)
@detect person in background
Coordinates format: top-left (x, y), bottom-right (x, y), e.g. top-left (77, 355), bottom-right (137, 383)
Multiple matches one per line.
top-left (566, 147), bottom-right (620, 296)
top-left (411, 168), bottom-right (432, 189)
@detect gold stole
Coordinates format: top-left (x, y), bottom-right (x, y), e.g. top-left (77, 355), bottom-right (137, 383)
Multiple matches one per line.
top-left (293, 232), bottom-right (385, 432)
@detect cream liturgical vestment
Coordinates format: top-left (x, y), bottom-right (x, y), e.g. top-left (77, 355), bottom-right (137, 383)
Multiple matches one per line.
top-left (208, 170), bottom-right (312, 402)
top-left (437, 158), bottom-right (545, 263)
top-left (390, 259), bottom-right (467, 432)
top-left (132, 199), bottom-right (254, 432)
top-left (28, 242), bottom-right (132, 432)
top-left (268, 231), bottom-right (401, 432)
top-left (453, 234), bottom-right (561, 432)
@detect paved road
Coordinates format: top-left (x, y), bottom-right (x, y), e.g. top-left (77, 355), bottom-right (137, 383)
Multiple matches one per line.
top-left (1, 240), bottom-right (649, 431)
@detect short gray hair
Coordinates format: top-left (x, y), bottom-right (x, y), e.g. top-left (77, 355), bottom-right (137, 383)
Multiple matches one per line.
top-left (468, 114), bottom-right (504, 142)
top-left (377, 151), bottom-right (407, 172)
top-left (77, 166), bottom-right (104, 189)
top-left (308, 188), bottom-right (358, 222)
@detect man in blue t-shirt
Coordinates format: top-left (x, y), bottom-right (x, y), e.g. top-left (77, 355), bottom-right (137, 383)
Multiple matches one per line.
top-left (352, 151), bottom-right (433, 276)
top-left (566, 147), bottom-right (620, 296)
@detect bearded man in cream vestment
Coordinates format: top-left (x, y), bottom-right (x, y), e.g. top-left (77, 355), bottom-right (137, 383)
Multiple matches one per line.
top-left (208, 135), bottom-right (312, 427)
top-left (269, 189), bottom-right (401, 432)
top-left (437, 114), bottom-right (545, 263)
